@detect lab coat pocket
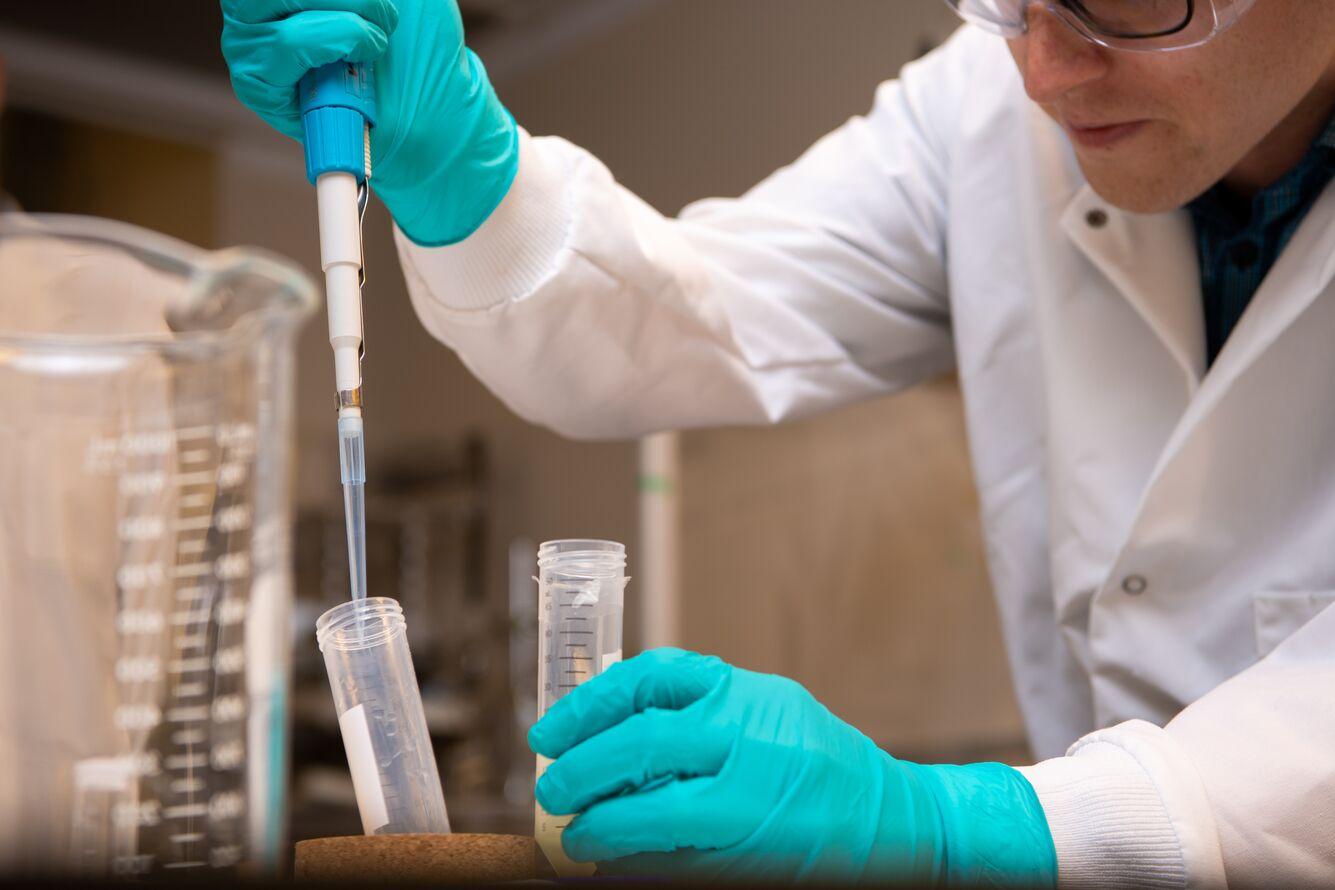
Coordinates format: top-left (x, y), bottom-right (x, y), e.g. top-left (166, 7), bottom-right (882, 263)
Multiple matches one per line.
top-left (1253, 590), bottom-right (1335, 658)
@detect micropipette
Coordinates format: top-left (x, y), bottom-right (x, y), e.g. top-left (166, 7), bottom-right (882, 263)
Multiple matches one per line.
top-left (299, 62), bottom-right (377, 601)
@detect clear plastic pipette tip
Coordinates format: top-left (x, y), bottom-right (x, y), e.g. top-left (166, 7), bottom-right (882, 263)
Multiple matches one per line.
top-left (337, 413), bottom-right (368, 602)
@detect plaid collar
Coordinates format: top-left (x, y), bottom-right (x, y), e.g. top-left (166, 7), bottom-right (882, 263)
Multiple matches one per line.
top-left (1319, 112), bottom-right (1335, 152)
top-left (1189, 111), bottom-right (1335, 231)
top-left (1188, 108), bottom-right (1334, 365)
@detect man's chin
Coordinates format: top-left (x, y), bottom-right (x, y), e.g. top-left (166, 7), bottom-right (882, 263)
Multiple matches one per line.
top-left (1078, 164), bottom-right (1206, 215)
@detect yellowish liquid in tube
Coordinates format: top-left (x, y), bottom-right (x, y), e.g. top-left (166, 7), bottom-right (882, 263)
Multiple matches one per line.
top-left (535, 755), bottom-right (597, 878)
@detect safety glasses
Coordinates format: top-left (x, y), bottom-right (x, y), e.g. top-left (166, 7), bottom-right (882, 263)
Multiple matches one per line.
top-left (942, 0), bottom-right (1257, 51)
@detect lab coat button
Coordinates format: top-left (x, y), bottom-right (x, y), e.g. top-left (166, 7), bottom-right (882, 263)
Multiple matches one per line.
top-left (1121, 574), bottom-right (1148, 595)
top-left (1085, 208), bottom-right (1109, 229)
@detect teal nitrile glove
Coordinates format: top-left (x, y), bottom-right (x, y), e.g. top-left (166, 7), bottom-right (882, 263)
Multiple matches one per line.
top-left (529, 648), bottom-right (1057, 885)
top-left (221, 0), bottom-right (519, 246)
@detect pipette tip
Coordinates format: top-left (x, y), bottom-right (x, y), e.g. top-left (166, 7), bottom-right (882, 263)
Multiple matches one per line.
top-left (338, 414), bottom-right (368, 602)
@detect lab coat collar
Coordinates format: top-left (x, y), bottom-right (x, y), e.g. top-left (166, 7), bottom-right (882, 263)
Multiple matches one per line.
top-left (1167, 182), bottom-right (1335, 443)
top-left (1060, 186), bottom-right (1206, 392)
top-left (1062, 180), bottom-right (1335, 418)
top-left (1068, 180), bottom-right (1335, 528)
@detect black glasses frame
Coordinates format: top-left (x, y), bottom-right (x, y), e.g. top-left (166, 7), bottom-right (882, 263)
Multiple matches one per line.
top-left (1062, 0), bottom-right (1196, 40)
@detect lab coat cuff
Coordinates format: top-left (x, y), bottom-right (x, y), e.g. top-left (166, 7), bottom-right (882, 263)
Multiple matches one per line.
top-left (1019, 720), bottom-right (1225, 889)
top-left (393, 129), bottom-right (572, 313)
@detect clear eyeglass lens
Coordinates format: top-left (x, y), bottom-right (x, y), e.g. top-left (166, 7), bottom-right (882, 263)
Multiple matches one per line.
top-left (949, 0), bottom-right (1194, 38)
top-left (1071, 0), bottom-right (1193, 36)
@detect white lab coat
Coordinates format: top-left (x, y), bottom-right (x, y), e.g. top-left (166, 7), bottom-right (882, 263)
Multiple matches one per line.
top-left (394, 26), bottom-right (1335, 888)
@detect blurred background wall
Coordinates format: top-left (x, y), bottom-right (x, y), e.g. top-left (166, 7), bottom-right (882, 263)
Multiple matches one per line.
top-left (0, 0), bottom-right (1025, 835)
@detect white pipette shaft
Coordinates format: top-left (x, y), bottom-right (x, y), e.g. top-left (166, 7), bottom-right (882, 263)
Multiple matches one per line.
top-left (316, 172), bottom-right (364, 401)
top-left (317, 170), bottom-right (370, 601)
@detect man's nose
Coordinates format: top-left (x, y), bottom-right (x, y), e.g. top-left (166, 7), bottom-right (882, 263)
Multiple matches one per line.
top-left (1016, 4), bottom-right (1109, 104)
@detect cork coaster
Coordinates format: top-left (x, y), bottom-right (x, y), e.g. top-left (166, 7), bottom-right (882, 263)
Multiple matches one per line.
top-left (295, 833), bottom-right (538, 883)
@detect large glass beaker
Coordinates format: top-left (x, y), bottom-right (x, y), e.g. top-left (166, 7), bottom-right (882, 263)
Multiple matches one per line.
top-left (0, 214), bottom-right (316, 877)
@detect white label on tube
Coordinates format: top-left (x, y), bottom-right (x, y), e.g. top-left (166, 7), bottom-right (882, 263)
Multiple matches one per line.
top-left (339, 704), bottom-right (389, 834)
top-left (602, 649), bottom-right (622, 671)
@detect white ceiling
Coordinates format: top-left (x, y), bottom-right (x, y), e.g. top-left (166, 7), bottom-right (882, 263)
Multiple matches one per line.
top-left (464, 0), bottom-right (665, 83)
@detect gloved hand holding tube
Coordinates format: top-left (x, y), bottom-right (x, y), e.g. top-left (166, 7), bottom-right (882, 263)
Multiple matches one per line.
top-left (221, 0), bottom-right (520, 246)
top-left (529, 648), bottom-right (1058, 885)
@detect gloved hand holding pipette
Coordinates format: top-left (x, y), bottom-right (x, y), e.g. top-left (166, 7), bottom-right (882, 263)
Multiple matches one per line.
top-left (529, 648), bottom-right (1057, 885)
top-left (224, 0), bottom-right (519, 603)
top-left (221, 0), bottom-right (519, 246)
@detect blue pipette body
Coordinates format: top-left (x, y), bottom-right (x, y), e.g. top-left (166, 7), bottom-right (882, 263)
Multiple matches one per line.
top-left (299, 62), bottom-right (377, 185)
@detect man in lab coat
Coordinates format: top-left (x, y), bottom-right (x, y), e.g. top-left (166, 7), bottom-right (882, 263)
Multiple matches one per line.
top-left (223, 0), bottom-right (1335, 884)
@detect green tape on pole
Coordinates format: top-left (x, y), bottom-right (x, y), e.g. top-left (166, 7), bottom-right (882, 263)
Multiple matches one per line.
top-left (637, 474), bottom-right (675, 495)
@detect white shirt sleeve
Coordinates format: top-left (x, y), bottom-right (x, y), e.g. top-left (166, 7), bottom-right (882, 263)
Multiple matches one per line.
top-left (393, 32), bottom-right (991, 439)
top-left (1021, 601), bottom-right (1335, 888)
